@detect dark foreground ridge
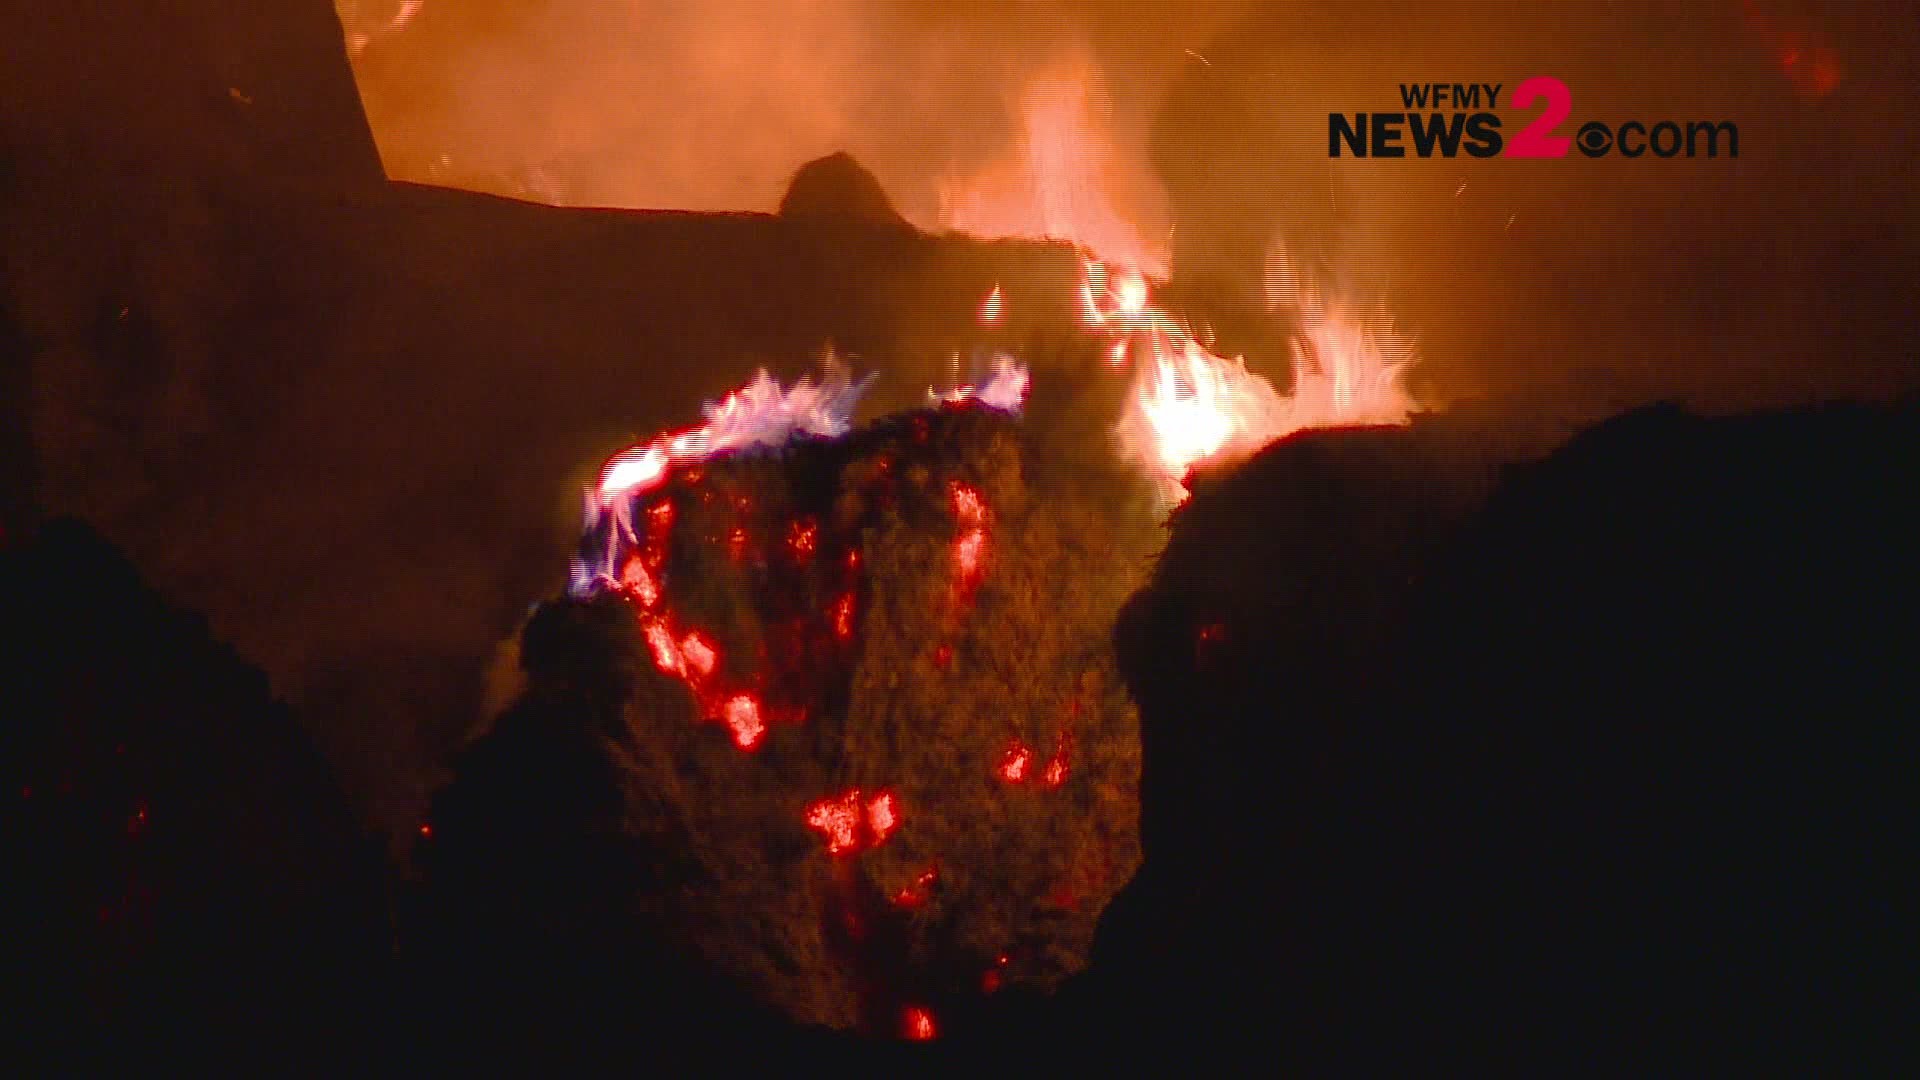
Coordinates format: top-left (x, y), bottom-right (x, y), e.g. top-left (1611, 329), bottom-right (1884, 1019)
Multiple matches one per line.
top-left (10, 400), bottom-right (1919, 1067)
top-left (1088, 398), bottom-right (1920, 1068)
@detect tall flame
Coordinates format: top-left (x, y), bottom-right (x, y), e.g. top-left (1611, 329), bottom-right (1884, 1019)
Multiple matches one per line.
top-left (1094, 248), bottom-right (1418, 503)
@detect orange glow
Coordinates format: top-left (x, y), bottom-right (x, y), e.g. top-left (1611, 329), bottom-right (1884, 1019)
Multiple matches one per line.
top-left (938, 52), bottom-right (1169, 278)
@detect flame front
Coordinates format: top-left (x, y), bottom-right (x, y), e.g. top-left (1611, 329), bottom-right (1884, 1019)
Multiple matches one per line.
top-left (1086, 251), bottom-right (1416, 502)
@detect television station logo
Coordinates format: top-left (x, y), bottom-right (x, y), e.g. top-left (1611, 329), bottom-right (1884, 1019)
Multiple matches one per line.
top-left (1330, 77), bottom-right (1740, 160)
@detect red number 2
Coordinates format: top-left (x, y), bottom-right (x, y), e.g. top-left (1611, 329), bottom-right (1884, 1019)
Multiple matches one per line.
top-left (1506, 76), bottom-right (1572, 158)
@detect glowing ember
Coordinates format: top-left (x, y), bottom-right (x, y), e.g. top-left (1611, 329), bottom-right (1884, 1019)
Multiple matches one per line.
top-left (806, 792), bottom-right (862, 856)
top-left (1042, 755), bottom-right (1069, 788)
top-left (902, 1006), bottom-right (937, 1041)
top-left (997, 741), bottom-right (1033, 783)
top-left (955, 529), bottom-right (987, 582)
top-left (723, 694), bottom-right (764, 751)
top-left (866, 791), bottom-right (899, 842)
top-left (788, 519), bottom-right (818, 559)
top-left (893, 866), bottom-right (940, 909)
top-left (949, 481), bottom-right (987, 526)
top-left (620, 555), bottom-right (660, 609)
top-left (1042, 730), bottom-right (1071, 788)
top-left (642, 618), bottom-right (683, 677)
top-left (805, 788), bottom-right (904, 856)
top-left (681, 631), bottom-right (717, 679)
top-left (830, 592), bottom-right (856, 641)
top-left (978, 285), bottom-right (1002, 326)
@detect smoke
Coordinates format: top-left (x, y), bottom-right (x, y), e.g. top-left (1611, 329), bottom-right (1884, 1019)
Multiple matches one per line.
top-left (341, 0), bottom-right (1251, 225)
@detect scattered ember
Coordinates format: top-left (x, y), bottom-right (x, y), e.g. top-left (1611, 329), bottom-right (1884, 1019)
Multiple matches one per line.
top-left (932, 644), bottom-right (953, 671)
top-left (1197, 621), bottom-right (1229, 669)
top-left (893, 865), bottom-right (940, 910)
top-left (982, 952), bottom-right (1012, 993)
top-left (788, 518), bottom-right (818, 559)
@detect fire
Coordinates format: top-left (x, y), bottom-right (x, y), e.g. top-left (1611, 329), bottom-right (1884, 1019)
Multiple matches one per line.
top-left (595, 364), bottom-right (871, 507)
top-left (553, 45), bottom-right (1425, 1033)
top-left (1090, 248), bottom-right (1418, 502)
top-left (805, 788), bottom-right (903, 856)
top-left (939, 50), bottom-right (1168, 277)
top-left (938, 60), bottom-right (1418, 503)
top-left (805, 792), bottom-right (863, 856)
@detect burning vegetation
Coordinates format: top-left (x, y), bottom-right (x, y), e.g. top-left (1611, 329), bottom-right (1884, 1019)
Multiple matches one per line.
top-left (456, 55), bottom-right (1426, 1036)
top-left (460, 383), bottom-right (1158, 1036)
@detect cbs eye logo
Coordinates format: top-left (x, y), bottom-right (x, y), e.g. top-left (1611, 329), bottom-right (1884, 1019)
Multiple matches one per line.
top-left (1574, 118), bottom-right (1738, 159)
top-left (1576, 122), bottom-right (1614, 156)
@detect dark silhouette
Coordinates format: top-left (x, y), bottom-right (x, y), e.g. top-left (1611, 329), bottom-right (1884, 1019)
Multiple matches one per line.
top-left (1080, 401), bottom-right (1920, 1068)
